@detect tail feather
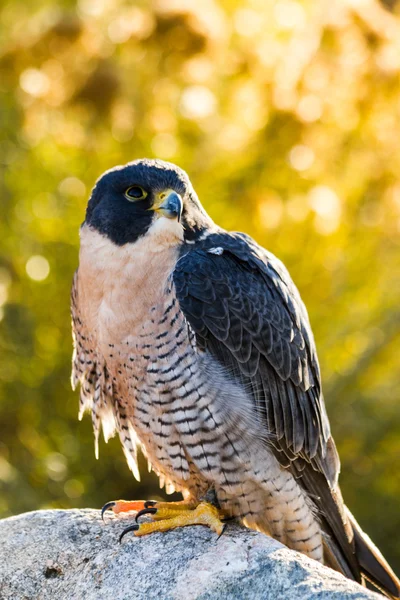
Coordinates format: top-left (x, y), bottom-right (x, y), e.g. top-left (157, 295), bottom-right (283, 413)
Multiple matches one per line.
top-left (321, 531), bottom-right (357, 582)
top-left (346, 509), bottom-right (400, 599)
top-left (289, 445), bottom-right (399, 598)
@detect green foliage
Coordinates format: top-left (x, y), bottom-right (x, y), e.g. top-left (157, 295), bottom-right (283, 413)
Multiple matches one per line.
top-left (1, 0), bottom-right (400, 571)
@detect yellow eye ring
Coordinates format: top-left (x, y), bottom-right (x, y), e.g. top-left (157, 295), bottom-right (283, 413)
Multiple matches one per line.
top-left (125, 186), bottom-right (148, 201)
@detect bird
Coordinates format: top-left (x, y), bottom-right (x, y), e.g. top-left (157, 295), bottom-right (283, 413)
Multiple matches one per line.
top-left (71, 158), bottom-right (400, 598)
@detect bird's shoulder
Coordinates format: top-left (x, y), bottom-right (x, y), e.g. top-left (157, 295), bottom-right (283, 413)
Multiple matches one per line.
top-left (176, 229), bottom-right (309, 323)
top-left (173, 229), bottom-right (337, 485)
top-left (174, 229), bottom-right (318, 387)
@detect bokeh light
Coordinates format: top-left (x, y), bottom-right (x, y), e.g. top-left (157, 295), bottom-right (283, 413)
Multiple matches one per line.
top-left (26, 256), bottom-right (50, 281)
top-left (1, 0), bottom-right (400, 574)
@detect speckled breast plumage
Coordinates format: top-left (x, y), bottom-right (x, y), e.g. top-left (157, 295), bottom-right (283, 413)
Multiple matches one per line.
top-left (71, 225), bottom-right (323, 562)
top-left (70, 159), bottom-right (400, 598)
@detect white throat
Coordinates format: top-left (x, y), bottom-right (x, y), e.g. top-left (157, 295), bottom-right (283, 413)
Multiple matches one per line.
top-left (77, 218), bottom-right (183, 349)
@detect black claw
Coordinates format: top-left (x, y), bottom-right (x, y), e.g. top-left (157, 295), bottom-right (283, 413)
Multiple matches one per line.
top-left (119, 524), bottom-right (139, 543)
top-left (144, 500), bottom-right (157, 508)
top-left (135, 507), bottom-right (157, 522)
top-left (101, 501), bottom-right (116, 522)
top-left (217, 524), bottom-right (227, 541)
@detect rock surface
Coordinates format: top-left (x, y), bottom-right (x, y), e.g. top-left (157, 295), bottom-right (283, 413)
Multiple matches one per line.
top-left (0, 508), bottom-right (382, 600)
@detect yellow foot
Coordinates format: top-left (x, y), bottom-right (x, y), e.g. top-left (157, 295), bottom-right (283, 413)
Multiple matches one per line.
top-left (101, 498), bottom-right (198, 520)
top-left (117, 501), bottom-right (225, 542)
top-left (101, 499), bottom-right (154, 520)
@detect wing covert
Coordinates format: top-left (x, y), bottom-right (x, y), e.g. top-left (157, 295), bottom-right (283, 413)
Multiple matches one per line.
top-left (174, 232), bottom-right (336, 485)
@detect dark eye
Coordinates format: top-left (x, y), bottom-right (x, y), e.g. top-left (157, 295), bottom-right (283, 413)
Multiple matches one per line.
top-left (125, 186), bottom-right (148, 201)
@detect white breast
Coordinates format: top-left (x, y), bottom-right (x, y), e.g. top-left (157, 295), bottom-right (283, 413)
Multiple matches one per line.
top-left (76, 219), bottom-right (183, 355)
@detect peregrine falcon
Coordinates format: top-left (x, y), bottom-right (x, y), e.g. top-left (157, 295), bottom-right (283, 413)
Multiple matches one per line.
top-left (71, 159), bottom-right (399, 598)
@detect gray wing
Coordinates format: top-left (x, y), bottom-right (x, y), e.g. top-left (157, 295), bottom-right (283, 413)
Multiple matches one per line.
top-left (174, 231), bottom-right (336, 481)
top-left (174, 231), bottom-right (361, 579)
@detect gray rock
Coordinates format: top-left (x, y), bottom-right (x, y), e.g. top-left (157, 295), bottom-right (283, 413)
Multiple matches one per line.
top-left (0, 509), bottom-right (382, 600)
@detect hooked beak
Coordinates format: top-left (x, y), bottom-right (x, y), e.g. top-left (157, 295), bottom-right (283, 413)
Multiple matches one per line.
top-left (153, 190), bottom-right (183, 222)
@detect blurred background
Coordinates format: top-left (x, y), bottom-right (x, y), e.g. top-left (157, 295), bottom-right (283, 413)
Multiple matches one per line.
top-left (1, 0), bottom-right (400, 572)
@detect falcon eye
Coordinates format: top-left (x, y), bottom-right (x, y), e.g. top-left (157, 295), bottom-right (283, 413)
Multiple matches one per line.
top-left (125, 186), bottom-right (148, 201)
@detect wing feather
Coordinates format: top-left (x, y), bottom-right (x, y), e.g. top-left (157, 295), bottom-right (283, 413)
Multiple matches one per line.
top-left (173, 231), bottom-right (365, 579)
top-left (174, 232), bottom-right (332, 472)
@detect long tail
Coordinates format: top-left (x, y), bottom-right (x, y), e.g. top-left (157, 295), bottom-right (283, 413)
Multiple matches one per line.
top-left (298, 463), bottom-right (400, 598)
top-left (322, 506), bottom-right (400, 599)
top-left (347, 508), bottom-right (400, 599)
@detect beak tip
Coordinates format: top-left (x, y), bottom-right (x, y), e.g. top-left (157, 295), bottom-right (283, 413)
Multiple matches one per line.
top-left (157, 191), bottom-right (183, 221)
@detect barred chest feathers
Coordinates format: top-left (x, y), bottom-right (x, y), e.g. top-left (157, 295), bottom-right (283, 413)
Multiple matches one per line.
top-left (75, 219), bottom-right (197, 489)
top-left (75, 220), bottom-right (260, 493)
top-left (73, 220), bottom-right (323, 562)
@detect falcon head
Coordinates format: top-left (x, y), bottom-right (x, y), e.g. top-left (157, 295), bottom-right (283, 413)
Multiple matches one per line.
top-left (84, 159), bottom-right (214, 246)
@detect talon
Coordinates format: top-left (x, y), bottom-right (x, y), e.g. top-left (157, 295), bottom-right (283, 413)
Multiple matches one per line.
top-left (101, 501), bottom-right (116, 521)
top-left (135, 507), bottom-right (158, 522)
top-left (105, 499), bottom-right (224, 540)
top-left (119, 524), bottom-right (139, 543)
top-left (217, 523), bottom-right (227, 540)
